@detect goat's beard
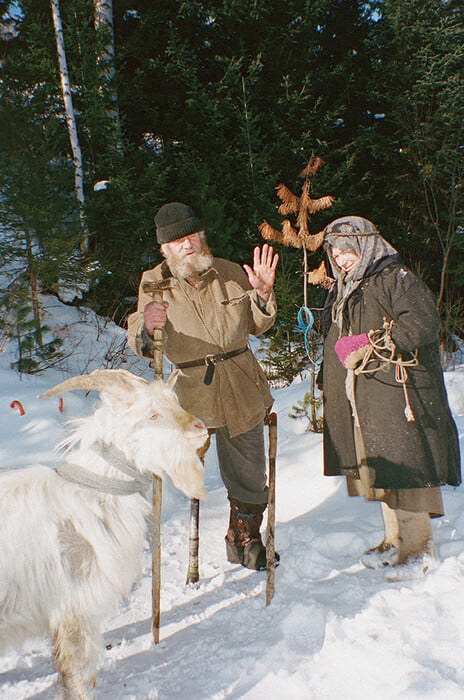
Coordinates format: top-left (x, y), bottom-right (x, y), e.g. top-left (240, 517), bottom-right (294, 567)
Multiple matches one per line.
top-left (131, 426), bottom-right (206, 499)
top-left (161, 238), bottom-right (214, 280)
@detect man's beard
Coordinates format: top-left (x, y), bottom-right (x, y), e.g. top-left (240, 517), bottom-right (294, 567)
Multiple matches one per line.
top-left (162, 241), bottom-right (214, 280)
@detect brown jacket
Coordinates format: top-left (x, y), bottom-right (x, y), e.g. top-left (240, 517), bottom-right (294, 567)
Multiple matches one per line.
top-left (127, 258), bottom-right (277, 437)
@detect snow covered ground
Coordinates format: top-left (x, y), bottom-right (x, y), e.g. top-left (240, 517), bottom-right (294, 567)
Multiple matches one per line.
top-left (0, 295), bottom-right (464, 699)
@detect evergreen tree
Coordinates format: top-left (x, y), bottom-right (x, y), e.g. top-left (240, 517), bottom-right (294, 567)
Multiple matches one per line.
top-left (0, 1), bottom-right (93, 370)
top-left (112, 0), bottom-right (377, 265)
top-left (4, 0), bottom-right (461, 347)
top-left (370, 0), bottom-right (464, 338)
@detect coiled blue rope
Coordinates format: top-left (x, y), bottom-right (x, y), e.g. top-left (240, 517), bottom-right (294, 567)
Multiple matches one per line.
top-left (297, 306), bottom-right (315, 360)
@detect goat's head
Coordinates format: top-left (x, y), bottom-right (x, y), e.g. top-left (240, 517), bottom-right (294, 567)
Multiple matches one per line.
top-left (40, 369), bottom-right (208, 499)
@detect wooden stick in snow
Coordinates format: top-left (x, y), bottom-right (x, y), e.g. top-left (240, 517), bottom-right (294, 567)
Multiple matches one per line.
top-left (265, 412), bottom-right (277, 606)
top-left (186, 497), bottom-right (200, 585)
top-left (142, 282), bottom-right (164, 644)
top-left (186, 436), bottom-right (210, 585)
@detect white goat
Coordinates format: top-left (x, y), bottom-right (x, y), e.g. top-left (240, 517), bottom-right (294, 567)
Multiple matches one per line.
top-left (0, 369), bottom-right (207, 699)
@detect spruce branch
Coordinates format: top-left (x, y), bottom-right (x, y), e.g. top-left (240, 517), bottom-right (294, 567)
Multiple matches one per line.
top-left (282, 219), bottom-right (302, 248)
top-left (306, 260), bottom-right (334, 289)
top-left (300, 230), bottom-right (325, 251)
top-left (258, 220), bottom-right (284, 244)
top-left (309, 195), bottom-right (336, 213)
top-left (276, 184), bottom-right (299, 215)
top-left (299, 155), bottom-right (325, 178)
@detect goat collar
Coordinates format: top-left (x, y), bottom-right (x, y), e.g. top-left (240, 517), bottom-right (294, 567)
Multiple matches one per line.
top-left (54, 440), bottom-right (152, 497)
top-left (55, 441), bottom-right (159, 551)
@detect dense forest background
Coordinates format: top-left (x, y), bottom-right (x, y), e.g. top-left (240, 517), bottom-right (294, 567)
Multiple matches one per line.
top-left (0, 0), bottom-right (463, 377)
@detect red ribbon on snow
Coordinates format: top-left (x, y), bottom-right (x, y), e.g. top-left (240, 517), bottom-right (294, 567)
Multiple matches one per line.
top-left (10, 400), bottom-right (25, 416)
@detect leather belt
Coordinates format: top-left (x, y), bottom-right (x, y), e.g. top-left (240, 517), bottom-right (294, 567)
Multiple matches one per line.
top-left (175, 346), bottom-right (248, 385)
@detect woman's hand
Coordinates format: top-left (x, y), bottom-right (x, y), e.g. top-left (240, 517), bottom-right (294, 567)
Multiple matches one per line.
top-left (335, 333), bottom-right (370, 369)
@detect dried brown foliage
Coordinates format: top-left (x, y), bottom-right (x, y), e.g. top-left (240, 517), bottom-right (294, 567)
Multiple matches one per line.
top-left (300, 230), bottom-right (325, 251)
top-left (299, 156), bottom-right (325, 178)
top-left (282, 219), bottom-right (302, 248)
top-left (309, 195), bottom-right (335, 213)
top-left (276, 184), bottom-right (299, 215)
top-left (258, 220), bottom-right (282, 244)
top-left (307, 260), bottom-right (334, 289)
top-left (259, 156), bottom-right (336, 292)
top-left (259, 157), bottom-right (334, 254)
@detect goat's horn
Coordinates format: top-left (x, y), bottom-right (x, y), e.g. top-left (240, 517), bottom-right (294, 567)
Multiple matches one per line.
top-left (39, 369), bottom-right (149, 402)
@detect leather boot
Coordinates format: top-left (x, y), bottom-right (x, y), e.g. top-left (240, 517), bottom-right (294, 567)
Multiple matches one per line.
top-left (225, 497), bottom-right (279, 570)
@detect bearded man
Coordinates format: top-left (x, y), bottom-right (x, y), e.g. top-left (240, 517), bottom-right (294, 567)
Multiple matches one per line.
top-left (127, 202), bottom-right (279, 570)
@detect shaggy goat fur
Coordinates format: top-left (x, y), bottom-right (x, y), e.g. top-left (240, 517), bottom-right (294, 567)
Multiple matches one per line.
top-left (0, 371), bottom-right (207, 699)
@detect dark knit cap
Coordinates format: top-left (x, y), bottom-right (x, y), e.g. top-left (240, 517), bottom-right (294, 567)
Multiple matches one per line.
top-left (155, 202), bottom-right (203, 244)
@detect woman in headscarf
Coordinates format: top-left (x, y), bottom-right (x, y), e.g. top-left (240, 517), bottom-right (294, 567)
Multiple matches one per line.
top-left (320, 216), bottom-right (460, 576)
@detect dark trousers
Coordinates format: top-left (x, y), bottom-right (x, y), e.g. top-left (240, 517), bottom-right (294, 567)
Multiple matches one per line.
top-left (215, 420), bottom-right (268, 505)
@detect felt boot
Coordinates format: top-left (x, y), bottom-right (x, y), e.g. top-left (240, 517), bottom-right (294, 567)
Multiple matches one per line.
top-left (361, 502), bottom-right (402, 569)
top-left (225, 497), bottom-right (279, 571)
top-left (360, 540), bottom-right (400, 569)
top-left (384, 508), bottom-right (436, 581)
top-left (362, 502), bottom-right (434, 571)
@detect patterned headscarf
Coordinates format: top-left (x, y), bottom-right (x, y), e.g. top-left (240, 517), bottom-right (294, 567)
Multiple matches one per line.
top-left (324, 216), bottom-right (398, 331)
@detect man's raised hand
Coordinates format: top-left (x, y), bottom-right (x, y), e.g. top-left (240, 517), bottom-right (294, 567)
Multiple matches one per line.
top-left (243, 244), bottom-right (279, 304)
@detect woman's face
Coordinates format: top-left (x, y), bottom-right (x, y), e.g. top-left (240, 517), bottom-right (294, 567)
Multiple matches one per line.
top-left (331, 246), bottom-right (359, 274)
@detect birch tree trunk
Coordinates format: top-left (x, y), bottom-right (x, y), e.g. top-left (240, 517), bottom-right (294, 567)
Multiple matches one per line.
top-left (50, 0), bottom-right (89, 253)
top-left (24, 226), bottom-right (43, 348)
top-left (94, 0), bottom-right (123, 155)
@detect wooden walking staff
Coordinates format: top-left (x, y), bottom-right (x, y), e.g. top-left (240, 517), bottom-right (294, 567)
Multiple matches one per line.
top-left (142, 280), bottom-right (208, 609)
top-left (186, 497), bottom-right (200, 584)
top-left (185, 435), bottom-right (210, 585)
top-left (142, 280), bottom-right (168, 645)
top-left (265, 412), bottom-right (277, 606)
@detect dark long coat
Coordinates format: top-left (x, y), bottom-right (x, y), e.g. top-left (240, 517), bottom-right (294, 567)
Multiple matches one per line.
top-left (322, 257), bottom-right (461, 489)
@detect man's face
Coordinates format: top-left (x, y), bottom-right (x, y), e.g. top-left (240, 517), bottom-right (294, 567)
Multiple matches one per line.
top-left (160, 231), bottom-right (213, 279)
top-left (163, 232), bottom-right (203, 259)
